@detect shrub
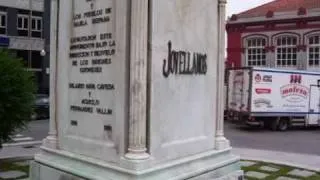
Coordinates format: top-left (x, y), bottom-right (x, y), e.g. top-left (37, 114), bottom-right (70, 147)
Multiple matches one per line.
top-left (0, 50), bottom-right (36, 148)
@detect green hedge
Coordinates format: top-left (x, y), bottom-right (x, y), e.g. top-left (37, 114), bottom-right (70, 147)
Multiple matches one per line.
top-left (0, 50), bottom-right (36, 148)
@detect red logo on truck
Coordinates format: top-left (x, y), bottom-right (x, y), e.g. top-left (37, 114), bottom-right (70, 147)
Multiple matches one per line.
top-left (280, 74), bottom-right (309, 102)
top-left (255, 88), bottom-right (272, 94)
top-left (290, 74), bottom-right (302, 84)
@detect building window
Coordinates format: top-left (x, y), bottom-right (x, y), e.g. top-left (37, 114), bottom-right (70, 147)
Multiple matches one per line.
top-left (31, 50), bottom-right (42, 69)
top-left (276, 36), bottom-right (298, 68)
top-left (16, 50), bottom-right (29, 67)
top-left (17, 14), bottom-right (29, 36)
top-left (246, 38), bottom-right (266, 66)
top-left (0, 11), bottom-right (6, 34)
top-left (16, 50), bottom-right (43, 70)
top-left (31, 16), bottom-right (42, 38)
top-left (308, 35), bottom-right (320, 67)
top-left (17, 15), bottom-right (42, 38)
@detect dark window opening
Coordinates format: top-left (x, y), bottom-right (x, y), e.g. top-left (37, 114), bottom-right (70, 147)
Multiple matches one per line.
top-left (18, 17), bottom-right (22, 27)
top-left (1, 15), bottom-right (5, 27)
top-left (0, 28), bottom-right (5, 34)
top-left (32, 19), bottom-right (36, 29)
top-left (32, 31), bottom-right (41, 38)
top-left (16, 50), bottom-right (29, 67)
top-left (18, 30), bottom-right (28, 36)
top-left (31, 51), bottom-right (42, 69)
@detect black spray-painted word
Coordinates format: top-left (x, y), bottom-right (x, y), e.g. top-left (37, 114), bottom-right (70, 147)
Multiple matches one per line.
top-left (162, 41), bottom-right (207, 78)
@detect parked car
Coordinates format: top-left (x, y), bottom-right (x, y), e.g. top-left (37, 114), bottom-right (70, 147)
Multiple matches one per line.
top-left (31, 94), bottom-right (49, 120)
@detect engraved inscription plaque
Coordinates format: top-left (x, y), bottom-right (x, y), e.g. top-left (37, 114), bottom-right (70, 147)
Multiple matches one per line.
top-left (63, 0), bottom-right (124, 160)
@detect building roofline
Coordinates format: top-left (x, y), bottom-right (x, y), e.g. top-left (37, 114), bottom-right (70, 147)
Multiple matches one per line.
top-left (227, 8), bottom-right (320, 25)
top-left (236, 0), bottom-right (277, 18)
top-left (230, 0), bottom-right (320, 22)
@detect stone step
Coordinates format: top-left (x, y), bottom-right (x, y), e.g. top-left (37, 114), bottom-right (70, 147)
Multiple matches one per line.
top-left (0, 171), bottom-right (27, 179)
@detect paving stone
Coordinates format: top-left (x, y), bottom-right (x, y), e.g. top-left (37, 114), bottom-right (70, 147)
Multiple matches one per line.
top-left (259, 165), bottom-right (279, 172)
top-left (0, 171), bottom-right (27, 179)
top-left (240, 161), bottom-right (256, 167)
top-left (14, 161), bottom-right (30, 166)
top-left (276, 177), bottom-right (299, 180)
top-left (288, 169), bottom-right (316, 177)
top-left (245, 171), bottom-right (269, 179)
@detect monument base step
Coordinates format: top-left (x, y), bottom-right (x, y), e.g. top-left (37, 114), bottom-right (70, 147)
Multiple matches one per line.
top-left (30, 147), bottom-right (243, 180)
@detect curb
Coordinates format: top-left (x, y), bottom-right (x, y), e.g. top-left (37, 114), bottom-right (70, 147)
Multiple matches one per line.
top-left (2, 141), bottom-right (43, 147)
top-left (0, 145), bottom-right (39, 162)
top-left (0, 156), bottom-right (34, 162)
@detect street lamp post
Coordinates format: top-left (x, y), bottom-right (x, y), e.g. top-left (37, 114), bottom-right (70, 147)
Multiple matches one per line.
top-left (40, 49), bottom-right (48, 75)
top-left (40, 49), bottom-right (46, 57)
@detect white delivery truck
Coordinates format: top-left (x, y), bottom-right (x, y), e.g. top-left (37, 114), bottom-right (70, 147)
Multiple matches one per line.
top-left (226, 67), bottom-right (320, 131)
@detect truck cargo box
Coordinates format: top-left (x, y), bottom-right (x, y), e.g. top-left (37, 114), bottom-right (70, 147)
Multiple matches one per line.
top-left (226, 67), bottom-right (320, 129)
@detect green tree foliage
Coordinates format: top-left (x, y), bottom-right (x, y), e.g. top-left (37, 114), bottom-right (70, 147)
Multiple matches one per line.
top-left (0, 50), bottom-right (36, 148)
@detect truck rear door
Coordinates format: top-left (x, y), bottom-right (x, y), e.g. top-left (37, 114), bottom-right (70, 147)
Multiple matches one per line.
top-left (308, 85), bottom-right (320, 125)
top-left (227, 69), bottom-right (250, 113)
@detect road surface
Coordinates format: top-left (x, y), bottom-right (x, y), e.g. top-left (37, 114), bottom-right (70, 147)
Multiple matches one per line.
top-left (3, 120), bottom-right (320, 156)
top-left (225, 121), bottom-right (320, 156)
top-left (3, 120), bottom-right (49, 146)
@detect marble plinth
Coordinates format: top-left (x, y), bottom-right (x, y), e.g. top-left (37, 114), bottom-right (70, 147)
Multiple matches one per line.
top-left (31, 147), bottom-right (242, 180)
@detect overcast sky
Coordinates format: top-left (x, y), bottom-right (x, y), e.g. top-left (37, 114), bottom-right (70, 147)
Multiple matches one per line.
top-left (227, 0), bottom-right (274, 17)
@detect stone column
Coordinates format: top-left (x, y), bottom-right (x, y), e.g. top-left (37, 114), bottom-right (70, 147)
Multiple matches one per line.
top-left (125, 0), bottom-right (150, 160)
top-left (215, 0), bottom-right (230, 150)
top-left (43, 0), bottom-right (58, 149)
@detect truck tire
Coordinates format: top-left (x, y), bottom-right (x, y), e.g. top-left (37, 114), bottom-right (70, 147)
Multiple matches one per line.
top-left (277, 119), bottom-right (289, 131)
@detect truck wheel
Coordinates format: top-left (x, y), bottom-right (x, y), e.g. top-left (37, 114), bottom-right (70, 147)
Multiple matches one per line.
top-left (278, 119), bottom-right (288, 131)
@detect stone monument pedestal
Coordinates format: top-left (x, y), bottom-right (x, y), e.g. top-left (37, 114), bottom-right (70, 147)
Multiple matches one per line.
top-left (32, 147), bottom-right (241, 180)
top-left (31, 0), bottom-right (243, 179)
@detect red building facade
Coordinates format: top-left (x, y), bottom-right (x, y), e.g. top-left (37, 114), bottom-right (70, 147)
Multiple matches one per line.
top-left (226, 0), bottom-right (320, 71)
